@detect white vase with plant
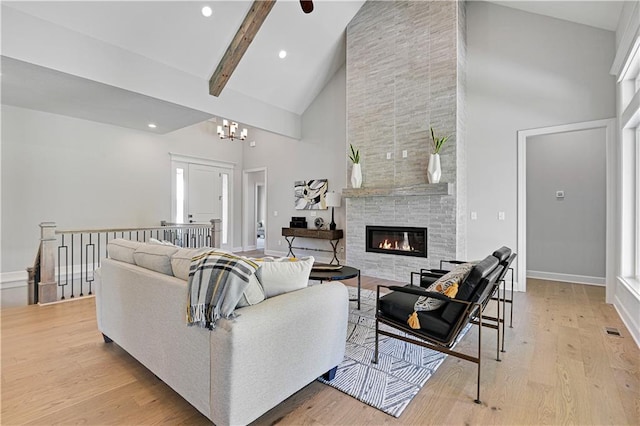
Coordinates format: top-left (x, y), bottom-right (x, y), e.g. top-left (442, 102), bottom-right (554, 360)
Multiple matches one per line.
top-left (349, 144), bottom-right (362, 189)
top-left (428, 127), bottom-right (449, 184)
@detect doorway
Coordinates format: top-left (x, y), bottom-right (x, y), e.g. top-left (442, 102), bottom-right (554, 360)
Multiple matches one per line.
top-left (170, 154), bottom-right (234, 251)
top-left (517, 119), bottom-right (616, 301)
top-left (243, 168), bottom-right (267, 252)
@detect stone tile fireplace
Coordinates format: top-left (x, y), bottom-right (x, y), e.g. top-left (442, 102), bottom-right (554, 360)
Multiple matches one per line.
top-left (344, 0), bottom-right (467, 282)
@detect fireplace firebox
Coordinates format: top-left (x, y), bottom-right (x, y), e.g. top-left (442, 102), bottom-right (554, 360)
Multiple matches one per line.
top-left (366, 226), bottom-right (428, 258)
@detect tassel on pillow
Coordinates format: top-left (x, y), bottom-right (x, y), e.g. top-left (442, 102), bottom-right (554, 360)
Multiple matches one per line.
top-left (408, 311), bottom-right (421, 329)
top-left (443, 282), bottom-right (459, 298)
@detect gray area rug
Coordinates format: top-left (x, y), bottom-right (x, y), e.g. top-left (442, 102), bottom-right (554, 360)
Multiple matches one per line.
top-left (318, 286), bottom-right (471, 418)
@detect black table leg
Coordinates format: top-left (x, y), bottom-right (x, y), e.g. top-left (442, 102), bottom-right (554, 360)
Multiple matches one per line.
top-left (285, 236), bottom-right (295, 257)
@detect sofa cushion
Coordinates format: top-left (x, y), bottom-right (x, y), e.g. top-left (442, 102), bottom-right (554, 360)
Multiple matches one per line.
top-left (255, 257), bottom-right (314, 298)
top-left (107, 239), bottom-right (145, 264)
top-left (171, 247), bottom-right (211, 281)
top-left (133, 244), bottom-right (180, 276)
top-left (172, 248), bottom-right (265, 307)
top-left (415, 262), bottom-right (475, 311)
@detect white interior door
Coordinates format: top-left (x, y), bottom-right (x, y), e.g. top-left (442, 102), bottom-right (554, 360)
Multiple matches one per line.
top-left (188, 164), bottom-right (221, 224)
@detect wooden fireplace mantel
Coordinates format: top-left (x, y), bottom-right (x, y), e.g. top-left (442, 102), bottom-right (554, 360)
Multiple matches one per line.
top-left (342, 182), bottom-right (452, 198)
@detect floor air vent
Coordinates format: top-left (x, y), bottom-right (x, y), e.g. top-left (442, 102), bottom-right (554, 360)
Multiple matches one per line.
top-left (605, 327), bottom-right (621, 337)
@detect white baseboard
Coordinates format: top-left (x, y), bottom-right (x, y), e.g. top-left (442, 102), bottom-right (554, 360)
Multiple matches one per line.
top-left (0, 270), bottom-right (29, 290)
top-left (614, 277), bottom-right (640, 348)
top-left (527, 270), bottom-right (605, 286)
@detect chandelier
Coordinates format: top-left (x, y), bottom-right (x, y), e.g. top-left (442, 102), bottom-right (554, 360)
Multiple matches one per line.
top-left (217, 119), bottom-right (248, 141)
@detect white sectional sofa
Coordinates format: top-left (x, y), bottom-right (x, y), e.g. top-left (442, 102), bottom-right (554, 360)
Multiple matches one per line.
top-left (95, 240), bottom-right (348, 425)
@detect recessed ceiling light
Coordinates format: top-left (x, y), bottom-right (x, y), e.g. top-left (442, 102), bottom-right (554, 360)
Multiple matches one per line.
top-left (148, 123), bottom-right (157, 129)
top-left (279, 50), bottom-right (287, 59)
top-left (201, 6), bottom-right (212, 17)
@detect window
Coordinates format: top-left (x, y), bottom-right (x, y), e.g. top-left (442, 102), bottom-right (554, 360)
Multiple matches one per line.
top-left (618, 36), bottom-right (640, 286)
top-left (176, 168), bottom-right (184, 223)
top-left (221, 173), bottom-right (229, 245)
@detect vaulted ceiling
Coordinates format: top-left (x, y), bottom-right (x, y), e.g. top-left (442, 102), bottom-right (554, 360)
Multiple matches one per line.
top-left (0, 1), bottom-right (626, 139)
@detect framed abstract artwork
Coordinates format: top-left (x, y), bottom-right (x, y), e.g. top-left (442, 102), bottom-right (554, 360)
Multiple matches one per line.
top-left (294, 179), bottom-right (328, 210)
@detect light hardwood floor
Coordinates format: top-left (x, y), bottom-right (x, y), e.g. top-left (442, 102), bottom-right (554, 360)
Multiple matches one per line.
top-left (1, 277), bottom-right (638, 425)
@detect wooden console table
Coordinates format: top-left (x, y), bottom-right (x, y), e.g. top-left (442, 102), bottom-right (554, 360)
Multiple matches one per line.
top-left (281, 228), bottom-right (344, 265)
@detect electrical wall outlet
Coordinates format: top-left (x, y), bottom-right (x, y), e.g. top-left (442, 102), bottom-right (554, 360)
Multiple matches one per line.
top-left (310, 211), bottom-right (316, 217)
top-left (556, 190), bottom-right (565, 199)
top-left (274, 211), bottom-right (278, 217)
top-left (498, 211), bottom-right (505, 221)
top-left (471, 211), bottom-right (477, 220)
top-left (402, 150), bottom-right (408, 158)
top-left (386, 152), bottom-right (392, 160)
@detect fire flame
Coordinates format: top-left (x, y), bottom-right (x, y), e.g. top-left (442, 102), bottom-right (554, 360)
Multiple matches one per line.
top-left (378, 239), bottom-right (414, 252)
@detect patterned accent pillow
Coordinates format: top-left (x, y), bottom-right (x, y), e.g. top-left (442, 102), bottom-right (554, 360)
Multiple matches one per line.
top-left (414, 262), bottom-right (476, 311)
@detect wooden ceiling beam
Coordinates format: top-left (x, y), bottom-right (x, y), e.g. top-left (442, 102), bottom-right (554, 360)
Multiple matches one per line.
top-left (209, 0), bottom-right (277, 97)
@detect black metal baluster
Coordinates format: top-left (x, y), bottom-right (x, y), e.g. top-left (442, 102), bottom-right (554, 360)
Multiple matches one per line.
top-left (58, 234), bottom-right (68, 300)
top-left (71, 234), bottom-right (75, 298)
top-left (86, 233), bottom-right (95, 295)
top-left (79, 233), bottom-right (84, 297)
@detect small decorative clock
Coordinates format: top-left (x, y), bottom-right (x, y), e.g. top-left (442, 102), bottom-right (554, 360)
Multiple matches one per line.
top-left (314, 217), bottom-right (324, 229)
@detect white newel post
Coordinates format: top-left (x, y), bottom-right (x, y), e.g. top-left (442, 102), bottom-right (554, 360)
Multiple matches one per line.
top-left (210, 219), bottom-right (222, 248)
top-left (38, 222), bottom-right (58, 304)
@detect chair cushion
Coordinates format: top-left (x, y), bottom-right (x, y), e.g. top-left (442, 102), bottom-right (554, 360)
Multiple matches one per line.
top-left (378, 288), bottom-right (453, 343)
top-left (492, 246), bottom-right (512, 264)
top-left (441, 255), bottom-right (499, 324)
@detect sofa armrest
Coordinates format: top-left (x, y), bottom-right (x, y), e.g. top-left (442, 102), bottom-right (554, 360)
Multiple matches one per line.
top-left (209, 282), bottom-right (348, 426)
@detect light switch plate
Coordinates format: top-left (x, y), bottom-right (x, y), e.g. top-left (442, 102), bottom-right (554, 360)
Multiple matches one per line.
top-left (471, 212), bottom-right (477, 220)
top-left (274, 211), bottom-right (278, 217)
top-left (386, 152), bottom-right (392, 160)
top-left (402, 150), bottom-right (408, 158)
top-left (498, 211), bottom-right (505, 221)
top-left (556, 190), bottom-right (565, 198)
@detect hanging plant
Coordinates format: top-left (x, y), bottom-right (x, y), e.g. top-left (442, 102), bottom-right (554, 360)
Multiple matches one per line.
top-left (430, 127), bottom-right (450, 155)
top-left (348, 144), bottom-right (360, 164)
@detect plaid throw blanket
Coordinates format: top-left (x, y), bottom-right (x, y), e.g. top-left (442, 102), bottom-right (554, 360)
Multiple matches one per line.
top-left (186, 251), bottom-right (260, 330)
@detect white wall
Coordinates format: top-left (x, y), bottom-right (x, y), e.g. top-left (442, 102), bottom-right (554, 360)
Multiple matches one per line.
top-left (1, 62), bottom-right (347, 305)
top-left (243, 65), bottom-right (347, 262)
top-left (1, 105), bottom-right (243, 275)
top-left (466, 2), bottom-right (616, 281)
top-left (526, 128), bottom-right (606, 282)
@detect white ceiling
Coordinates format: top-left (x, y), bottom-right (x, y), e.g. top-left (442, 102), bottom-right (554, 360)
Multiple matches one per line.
top-left (4, 0), bottom-right (364, 115)
top-left (490, 1), bottom-right (625, 32)
top-left (0, 0), bottom-right (627, 136)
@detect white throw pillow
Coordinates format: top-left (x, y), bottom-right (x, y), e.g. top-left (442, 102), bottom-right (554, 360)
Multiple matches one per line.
top-left (107, 239), bottom-right (145, 264)
top-left (255, 256), bottom-right (314, 298)
top-left (133, 244), bottom-right (180, 276)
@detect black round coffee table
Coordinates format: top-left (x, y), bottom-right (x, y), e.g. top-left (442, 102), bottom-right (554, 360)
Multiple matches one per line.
top-left (309, 265), bottom-right (361, 310)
